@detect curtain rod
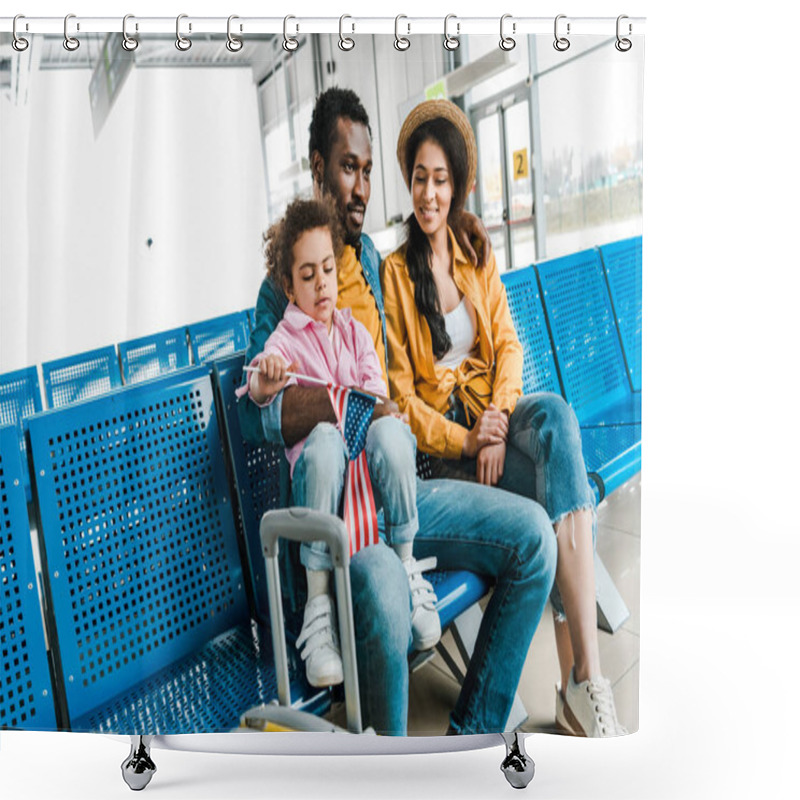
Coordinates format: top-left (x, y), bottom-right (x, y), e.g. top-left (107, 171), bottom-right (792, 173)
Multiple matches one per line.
top-left (2, 15), bottom-right (646, 37)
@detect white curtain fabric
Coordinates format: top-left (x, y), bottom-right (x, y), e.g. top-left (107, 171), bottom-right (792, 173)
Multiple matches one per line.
top-left (0, 65), bottom-right (267, 372)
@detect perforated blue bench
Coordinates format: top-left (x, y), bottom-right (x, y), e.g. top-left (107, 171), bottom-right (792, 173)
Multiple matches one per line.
top-left (598, 237), bottom-right (642, 393)
top-left (0, 425), bottom-right (57, 731)
top-left (41, 345), bottom-right (122, 410)
top-left (0, 366), bottom-right (43, 501)
top-left (26, 367), bottom-right (321, 733)
top-left (500, 266), bottom-right (560, 396)
top-left (535, 248), bottom-right (641, 499)
top-left (187, 312), bottom-right (250, 365)
top-left (119, 326), bottom-right (191, 385)
top-left (213, 353), bottom-right (293, 626)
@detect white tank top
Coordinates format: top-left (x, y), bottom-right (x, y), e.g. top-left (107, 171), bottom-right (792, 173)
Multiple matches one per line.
top-left (437, 296), bottom-right (477, 370)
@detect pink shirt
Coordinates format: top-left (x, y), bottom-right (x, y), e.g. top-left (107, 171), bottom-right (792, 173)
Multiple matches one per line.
top-left (237, 302), bottom-right (387, 474)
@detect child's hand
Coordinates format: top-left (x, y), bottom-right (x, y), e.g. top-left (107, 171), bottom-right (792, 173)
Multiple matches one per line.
top-left (250, 355), bottom-right (293, 404)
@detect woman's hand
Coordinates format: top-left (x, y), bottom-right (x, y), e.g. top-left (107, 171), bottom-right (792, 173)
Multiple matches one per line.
top-left (477, 441), bottom-right (506, 486)
top-left (462, 403), bottom-right (509, 458)
top-left (250, 354), bottom-right (293, 404)
top-left (457, 211), bottom-right (493, 269)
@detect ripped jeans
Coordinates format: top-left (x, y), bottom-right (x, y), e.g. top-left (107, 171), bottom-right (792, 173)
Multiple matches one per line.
top-left (441, 391), bottom-right (596, 618)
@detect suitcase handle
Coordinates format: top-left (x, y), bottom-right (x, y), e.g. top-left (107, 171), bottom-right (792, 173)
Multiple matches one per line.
top-left (259, 508), bottom-right (362, 733)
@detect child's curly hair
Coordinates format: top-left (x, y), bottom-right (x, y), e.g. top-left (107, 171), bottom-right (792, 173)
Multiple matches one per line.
top-left (263, 196), bottom-right (344, 295)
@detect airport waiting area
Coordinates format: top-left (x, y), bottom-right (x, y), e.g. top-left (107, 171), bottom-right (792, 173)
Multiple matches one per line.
top-left (0, 235), bottom-right (641, 735)
top-left (2, 28), bottom-right (642, 744)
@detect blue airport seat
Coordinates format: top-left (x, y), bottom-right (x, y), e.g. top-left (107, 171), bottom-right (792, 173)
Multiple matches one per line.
top-left (187, 312), bottom-right (250, 365)
top-left (0, 425), bottom-right (58, 731)
top-left (581, 424), bottom-right (642, 502)
top-left (501, 266), bottom-right (562, 395)
top-left (0, 366), bottom-right (43, 500)
top-left (212, 353), bottom-right (293, 625)
top-left (536, 248), bottom-right (641, 499)
top-left (27, 367), bottom-right (318, 733)
top-left (119, 326), bottom-right (191, 384)
top-left (598, 237), bottom-right (642, 392)
top-left (428, 570), bottom-right (489, 632)
top-left (41, 345), bottom-right (122, 409)
top-left (536, 249), bottom-right (641, 428)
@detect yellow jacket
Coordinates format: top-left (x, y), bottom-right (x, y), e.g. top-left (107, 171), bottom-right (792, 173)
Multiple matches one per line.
top-left (382, 228), bottom-right (523, 459)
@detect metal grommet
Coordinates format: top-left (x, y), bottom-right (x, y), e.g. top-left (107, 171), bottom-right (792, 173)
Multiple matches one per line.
top-left (443, 14), bottom-right (459, 51)
top-left (176, 14), bottom-right (192, 51)
top-left (615, 15), bottom-right (632, 52)
top-left (63, 14), bottom-right (80, 52)
top-left (226, 15), bottom-right (243, 52)
top-left (12, 15), bottom-right (30, 52)
top-left (338, 15), bottom-right (355, 51)
top-left (554, 14), bottom-right (571, 52)
top-left (394, 15), bottom-right (410, 51)
top-left (499, 14), bottom-right (516, 51)
top-left (283, 15), bottom-right (299, 52)
top-left (122, 14), bottom-right (139, 52)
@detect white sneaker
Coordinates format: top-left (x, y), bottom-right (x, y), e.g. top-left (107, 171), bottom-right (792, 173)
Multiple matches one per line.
top-left (554, 682), bottom-right (571, 734)
top-left (404, 556), bottom-right (441, 651)
top-left (296, 594), bottom-right (343, 688)
top-left (561, 670), bottom-right (628, 737)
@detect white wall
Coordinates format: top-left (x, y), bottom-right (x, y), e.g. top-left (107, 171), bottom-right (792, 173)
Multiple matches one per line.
top-left (0, 64), bottom-right (268, 372)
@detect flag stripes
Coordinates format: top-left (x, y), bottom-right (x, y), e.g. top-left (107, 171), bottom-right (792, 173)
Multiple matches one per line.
top-left (327, 384), bottom-right (379, 557)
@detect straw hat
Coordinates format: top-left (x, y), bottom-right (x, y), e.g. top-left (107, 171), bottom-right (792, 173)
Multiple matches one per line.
top-left (396, 99), bottom-right (477, 200)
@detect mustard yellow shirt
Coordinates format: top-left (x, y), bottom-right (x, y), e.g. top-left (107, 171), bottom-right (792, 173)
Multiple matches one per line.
top-left (337, 243), bottom-right (387, 386)
top-left (382, 228), bottom-right (523, 459)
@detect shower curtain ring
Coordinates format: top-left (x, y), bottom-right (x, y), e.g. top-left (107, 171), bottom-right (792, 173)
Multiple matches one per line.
top-left (12, 15), bottom-right (29, 52)
top-left (339, 15), bottom-right (355, 51)
top-left (227, 15), bottom-right (243, 52)
top-left (283, 16), bottom-right (299, 52)
top-left (63, 14), bottom-right (80, 51)
top-left (554, 14), bottom-right (571, 51)
top-left (176, 14), bottom-right (192, 51)
top-left (499, 14), bottom-right (516, 51)
top-left (122, 15), bottom-right (139, 51)
top-left (615, 15), bottom-right (633, 52)
top-left (394, 15), bottom-right (410, 51)
top-left (444, 14), bottom-right (460, 51)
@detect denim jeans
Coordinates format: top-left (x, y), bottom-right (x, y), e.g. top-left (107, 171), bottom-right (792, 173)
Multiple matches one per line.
top-left (291, 416), bottom-right (419, 571)
top-left (442, 392), bottom-right (596, 617)
top-left (350, 478), bottom-right (556, 735)
top-left (255, 388), bottom-right (557, 735)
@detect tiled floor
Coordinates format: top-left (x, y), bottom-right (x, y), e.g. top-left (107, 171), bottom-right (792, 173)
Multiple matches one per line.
top-left (406, 473), bottom-right (641, 736)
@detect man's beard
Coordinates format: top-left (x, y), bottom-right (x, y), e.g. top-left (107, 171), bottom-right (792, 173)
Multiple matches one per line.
top-left (322, 174), bottom-right (363, 248)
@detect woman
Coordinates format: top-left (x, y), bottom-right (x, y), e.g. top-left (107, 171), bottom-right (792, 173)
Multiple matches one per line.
top-left (381, 99), bottom-right (626, 738)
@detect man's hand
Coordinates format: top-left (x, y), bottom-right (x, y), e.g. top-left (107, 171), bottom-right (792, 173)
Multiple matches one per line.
top-left (476, 441), bottom-right (506, 486)
top-left (457, 211), bottom-right (492, 269)
top-left (369, 394), bottom-right (404, 423)
top-left (250, 355), bottom-right (295, 404)
top-left (462, 403), bottom-right (508, 458)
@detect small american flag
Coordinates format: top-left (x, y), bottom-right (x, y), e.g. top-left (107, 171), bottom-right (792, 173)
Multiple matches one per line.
top-left (327, 385), bottom-right (379, 556)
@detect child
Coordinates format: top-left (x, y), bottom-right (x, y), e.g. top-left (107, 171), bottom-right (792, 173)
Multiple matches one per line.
top-left (241, 197), bottom-right (440, 688)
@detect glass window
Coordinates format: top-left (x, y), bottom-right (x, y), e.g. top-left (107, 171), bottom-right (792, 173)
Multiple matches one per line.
top-left (536, 36), bottom-right (644, 257)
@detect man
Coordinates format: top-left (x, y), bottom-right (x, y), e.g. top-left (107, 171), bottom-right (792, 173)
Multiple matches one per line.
top-left (238, 87), bottom-right (556, 735)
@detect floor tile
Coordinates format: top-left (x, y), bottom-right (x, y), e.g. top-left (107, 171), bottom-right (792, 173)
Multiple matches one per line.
top-left (597, 474), bottom-right (642, 536)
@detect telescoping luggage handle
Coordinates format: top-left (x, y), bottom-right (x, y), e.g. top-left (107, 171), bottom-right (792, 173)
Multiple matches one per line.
top-left (260, 507), bottom-right (363, 734)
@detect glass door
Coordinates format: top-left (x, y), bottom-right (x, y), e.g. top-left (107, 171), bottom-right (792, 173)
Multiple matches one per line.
top-left (475, 113), bottom-right (507, 271)
top-left (504, 99), bottom-right (535, 269)
top-left (471, 87), bottom-right (536, 271)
